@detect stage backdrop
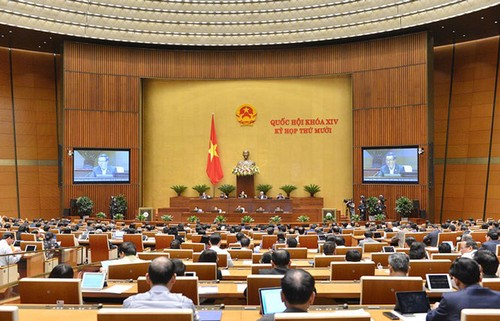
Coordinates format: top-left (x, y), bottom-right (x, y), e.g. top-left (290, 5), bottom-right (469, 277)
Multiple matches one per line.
top-left (142, 76), bottom-right (352, 211)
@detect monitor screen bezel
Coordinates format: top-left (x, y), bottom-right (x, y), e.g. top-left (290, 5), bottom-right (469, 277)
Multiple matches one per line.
top-left (72, 148), bottom-right (131, 184)
top-left (362, 145), bottom-right (420, 184)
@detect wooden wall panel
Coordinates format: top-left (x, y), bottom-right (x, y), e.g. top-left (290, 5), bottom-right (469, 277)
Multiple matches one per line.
top-left (63, 32), bottom-right (430, 220)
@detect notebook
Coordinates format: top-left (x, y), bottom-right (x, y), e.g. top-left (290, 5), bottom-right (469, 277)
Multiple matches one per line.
top-left (426, 274), bottom-right (453, 292)
top-left (81, 272), bottom-right (106, 291)
top-left (25, 245), bottom-right (37, 252)
top-left (393, 291), bottom-right (430, 321)
top-left (259, 287), bottom-right (286, 315)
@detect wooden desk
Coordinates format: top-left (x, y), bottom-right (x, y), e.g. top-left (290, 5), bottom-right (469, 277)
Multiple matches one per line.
top-left (221, 268), bottom-right (331, 281)
top-left (15, 305), bottom-right (397, 321)
top-left (18, 252), bottom-right (44, 278)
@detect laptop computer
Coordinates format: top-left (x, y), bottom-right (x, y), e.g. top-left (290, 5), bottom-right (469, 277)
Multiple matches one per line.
top-left (81, 272), bottom-right (106, 291)
top-left (259, 287), bottom-right (286, 315)
top-left (25, 245), bottom-right (37, 252)
top-left (393, 291), bottom-right (430, 321)
top-left (373, 232), bottom-right (382, 239)
top-left (426, 274), bottom-right (453, 292)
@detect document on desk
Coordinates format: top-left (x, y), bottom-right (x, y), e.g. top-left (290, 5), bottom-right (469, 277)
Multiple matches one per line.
top-left (199, 286), bottom-right (219, 294)
top-left (221, 270), bottom-right (231, 276)
top-left (237, 284), bottom-right (247, 293)
top-left (100, 284), bottom-right (134, 293)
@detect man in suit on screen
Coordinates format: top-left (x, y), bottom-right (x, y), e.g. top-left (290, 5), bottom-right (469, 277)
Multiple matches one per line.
top-left (91, 153), bottom-right (117, 177)
top-left (376, 152), bottom-right (405, 176)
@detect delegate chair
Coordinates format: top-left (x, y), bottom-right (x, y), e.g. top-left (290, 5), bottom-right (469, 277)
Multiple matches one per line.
top-left (461, 309), bottom-right (500, 321)
top-left (226, 234), bottom-right (237, 244)
top-left (108, 261), bottom-right (150, 280)
top-left (330, 261), bottom-right (376, 281)
top-left (314, 255), bottom-right (345, 268)
top-left (181, 243), bottom-right (205, 252)
top-left (437, 232), bottom-right (461, 246)
top-left (251, 264), bottom-right (272, 274)
top-left (404, 232), bottom-right (428, 243)
top-left (396, 248), bottom-right (410, 255)
top-left (193, 252), bottom-right (228, 268)
top-left (154, 234), bottom-right (175, 250)
top-left (408, 259), bottom-right (452, 279)
top-left (163, 249), bottom-right (194, 260)
top-left (57, 234), bottom-right (82, 265)
top-left (362, 242), bottom-right (388, 253)
top-left (184, 263), bottom-right (217, 281)
top-left (98, 308), bottom-right (193, 321)
top-left (138, 276), bottom-right (199, 305)
top-left (470, 231), bottom-right (488, 242)
top-left (482, 279), bottom-right (500, 291)
top-left (285, 247), bottom-right (308, 259)
top-left (370, 252), bottom-right (391, 268)
top-left (252, 252), bottom-right (264, 263)
top-left (123, 234), bottom-right (146, 252)
top-left (20, 233), bottom-right (36, 241)
top-left (251, 232), bottom-right (265, 241)
top-left (261, 235), bottom-right (278, 250)
top-left (247, 275), bottom-right (284, 305)
top-left (227, 249), bottom-right (252, 260)
top-left (89, 234), bottom-right (117, 263)
top-left (298, 235), bottom-right (319, 250)
top-left (360, 276), bottom-right (423, 304)
top-left (335, 247), bottom-right (362, 256)
top-left (274, 311), bottom-right (371, 321)
top-left (190, 235), bottom-right (204, 243)
top-left (19, 278), bottom-right (82, 304)
top-left (0, 306), bottom-right (18, 321)
top-left (137, 252), bottom-right (170, 260)
top-left (431, 253), bottom-right (461, 261)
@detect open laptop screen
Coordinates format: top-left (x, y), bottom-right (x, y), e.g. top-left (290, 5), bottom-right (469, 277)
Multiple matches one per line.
top-left (395, 291), bottom-right (430, 314)
top-left (259, 287), bottom-right (286, 315)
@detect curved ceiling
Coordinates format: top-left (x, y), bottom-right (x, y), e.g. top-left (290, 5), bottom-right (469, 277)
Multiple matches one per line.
top-left (0, 0), bottom-right (498, 47)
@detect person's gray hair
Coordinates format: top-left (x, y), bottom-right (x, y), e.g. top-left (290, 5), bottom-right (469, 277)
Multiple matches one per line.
top-left (388, 252), bottom-right (410, 273)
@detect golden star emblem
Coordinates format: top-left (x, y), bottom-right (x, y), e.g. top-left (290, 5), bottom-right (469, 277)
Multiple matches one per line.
top-left (208, 141), bottom-right (218, 161)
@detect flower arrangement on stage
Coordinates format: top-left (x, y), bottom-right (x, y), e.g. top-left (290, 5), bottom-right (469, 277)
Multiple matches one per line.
top-left (232, 164), bottom-right (260, 176)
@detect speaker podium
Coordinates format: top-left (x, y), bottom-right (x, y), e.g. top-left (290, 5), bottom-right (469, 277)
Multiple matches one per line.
top-left (237, 175), bottom-right (255, 198)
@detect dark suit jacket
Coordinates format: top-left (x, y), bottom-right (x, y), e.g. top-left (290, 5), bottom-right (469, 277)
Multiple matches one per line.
top-left (259, 267), bottom-right (288, 275)
top-left (92, 165), bottom-right (117, 177)
top-left (258, 307), bottom-right (307, 321)
top-left (378, 164), bottom-right (405, 176)
top-left (480, 240), bottom-right (500, 253)
top-left (424, 230), bottom-right (440, 247)
top-left (426, 284), bottom-right (500, 321)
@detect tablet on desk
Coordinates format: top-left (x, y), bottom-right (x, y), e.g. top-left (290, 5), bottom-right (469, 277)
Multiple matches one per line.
top-left (383, 246), bottom-right (395, 253)
top-left (426, 274), bottom-right (453, 292)
top-left (259, 287), bottom-right (286, 315)
top-left (393, 291), bottom-right (430, 321)
top-left (25, 245), bottom-right (37, 252)
top-left (81, 272), bottom-right (106, 291)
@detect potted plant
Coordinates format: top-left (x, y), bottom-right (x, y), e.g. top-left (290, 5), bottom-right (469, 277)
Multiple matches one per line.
top-left (187, 215), bottom-right (199, 223)
top-left (214, 215), bottom-right (226, 224)
top-left (218, 184), bottom-right (236, 197)
top-left (374, 213), bottom-right (386, 221)
top-left (161, 214), bottom-right (173, 222)
top-left (323, 212), bottom-right (335, 224)
top-left (395, 196), bottom-right (414, 221)
top-left (192, 184), bottom-right (210, 196)
top-left (256, 184), bottom-right (273, 196)
top-left (114, 213), bottom-right (124, 220)
top-left (366, 196), bottom-right (379, 218)
top-left (350, 213), bottom-right (361, 223)
top-left (297, 215), bottom-right (310, 223)
top-left (303, 184), bottom-right (320, 197)
top-left (76, 196), bottom-right (93, 217)
top-left (279, 185), bottom-right (297, 198)
top-left (269, 215), bottom-right (282, 224)
top-left (109, 194), bottom-right (127, 218)
top-left (96, 212), bottom-right (106, 219)
top-left (241, 215), bottom-right (255, 224)
top-left (170, 185), bottom-right (188, 196)
top-left (136, 211), bottom-right (149, 221)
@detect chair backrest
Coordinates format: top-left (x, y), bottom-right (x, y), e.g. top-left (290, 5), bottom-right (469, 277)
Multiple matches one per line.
top-left (0, 306), bottom-right (18, 321)
top-left (20, 233), bottom-right (36, 241)
top-left (285, 247), bottom-right (308, 259)
top-left (137, 252), bottom-right (170, 260)
top-left (181, 243), bottom-right (206, 252)
top-left (184, 263), bottom-right (217, 281)
top-left (227, 249), bottom-right (253, 260)
top-left (57, 234), bottom-right (77, 247)
top-left (89, 234), bottom-right (111, 262)
top-left (469, 231), bottom-right (488, 242)
top-left (163, 249), bottom-right (193, 260)
top-left (251, 232), bottom-right (265, 240)
top-left (482, 279), bottom-right (500, 291)
top-left (437, 232), bottom-right (461, 246)
top-left (431, 253), bottom-right (461, 261)
top-left (261, 235), bottom-right (278, 250)
top-left (123, 234), bottom-right (145, 251)
top-left (154, 234), bottom-right (175, 250)
top-left (370, 252), bottom-right (392, 267)
top-left (19, 278), bottom-right (82, 304)
top-left (408, 259), bottom-right (452, 279)
top-left (335, 247), bottom-right (362, 256)
top-left (362, 242), bottom-right (388, 253)
top-left (314, 255), bottom-right (345, 267)
top-left (298, 235), bottom-right (319, 249)
top-left (461, 309), bottom-right (500, 321)
top-left (274, 311), bottom-right (371, 321)
top-left (108, 261), bottom-right (150, 279)
top-left (396, 248), bottom-right (410, 254)
top-left (253, 252), bottom-right (264, 263)
top-left (330, 261), bottom-right (376, 281)
top-left (360, 276), bottom-right (423, 304)
top-left (98, 308), bottom-right (193, 321)
top-left (404, 232), bottom-right (428, 243)
top-left (251, 263), bottom-right (272, 274)
top-left (226, 234), bottom-right (237, 244)
top-left (137, 276), bottom-right (200, 305)
top-left (190, 235), bottom-right (204, 243)
top-left (246, 274), bottom-right (284, 305)
top-left (193, 252), bottom-right (228, 268)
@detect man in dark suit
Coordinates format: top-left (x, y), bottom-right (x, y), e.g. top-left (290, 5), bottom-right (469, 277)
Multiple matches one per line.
top-left (259, 250), bottom-right (291, 275)
top-left (376, 152), bottom-right (405, 176)
top-left (258, 269), bottom-right (316, 321)
top-left (91, 153), bottom-right (117, 177)
top-left (426, 258), bottom-right (500, 321)
top-left (480, 228), bottom-right (500, 253)
top-left (423, 225), bottom-right (440, 247)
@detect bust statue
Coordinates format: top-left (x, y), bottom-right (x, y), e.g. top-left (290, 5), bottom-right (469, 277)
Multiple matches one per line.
top-left (237, 150), bottom-right (255, 167)
top-left (233, 150), bottom-right (259, 176)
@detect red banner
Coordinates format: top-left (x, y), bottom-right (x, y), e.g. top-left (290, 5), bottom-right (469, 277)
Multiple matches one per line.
top-left (206, 114), bottom-right (224, 185)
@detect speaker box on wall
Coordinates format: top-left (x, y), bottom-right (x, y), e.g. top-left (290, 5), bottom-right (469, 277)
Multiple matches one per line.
top-left (412, 200), bottom-right (420, 217)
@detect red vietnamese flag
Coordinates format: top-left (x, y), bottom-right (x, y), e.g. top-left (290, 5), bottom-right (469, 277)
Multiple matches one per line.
top-left (206, 114), bottom-right (224, 185)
